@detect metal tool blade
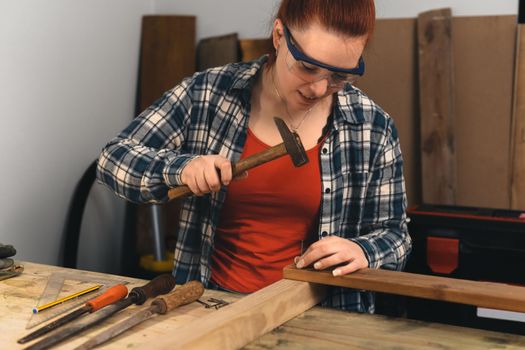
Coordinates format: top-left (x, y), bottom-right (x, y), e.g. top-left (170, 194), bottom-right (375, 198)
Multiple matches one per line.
top-left (73, 305), bottom-right (159, 350)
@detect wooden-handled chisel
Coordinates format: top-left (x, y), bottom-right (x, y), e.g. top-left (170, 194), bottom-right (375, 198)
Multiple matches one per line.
top-left (18, 284), bottom-right (128, 344)
top-left (73, 281), bottom-right (204, 350)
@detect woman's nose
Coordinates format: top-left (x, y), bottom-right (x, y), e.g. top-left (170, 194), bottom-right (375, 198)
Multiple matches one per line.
top-left (307, 78), bottom-right (329, 97)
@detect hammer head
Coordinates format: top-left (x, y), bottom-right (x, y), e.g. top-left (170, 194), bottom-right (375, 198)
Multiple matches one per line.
top-left (273, 117), bottom-right (309, 167)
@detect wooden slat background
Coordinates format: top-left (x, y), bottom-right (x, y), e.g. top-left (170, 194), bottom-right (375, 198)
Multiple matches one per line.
top-left (358, 15), bottom-right (517, 209)
top-left (417, 8), bottom-right (457, 205)
top-left (511, 24), bottom-right (525, 209)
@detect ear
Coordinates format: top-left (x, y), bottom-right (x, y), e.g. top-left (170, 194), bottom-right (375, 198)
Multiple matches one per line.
top-left (272, 19), bottom-right (284, 51)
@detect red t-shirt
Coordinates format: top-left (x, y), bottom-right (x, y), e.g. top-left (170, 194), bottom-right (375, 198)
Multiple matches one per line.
top-left (210, 128), bottom-right (322, 292)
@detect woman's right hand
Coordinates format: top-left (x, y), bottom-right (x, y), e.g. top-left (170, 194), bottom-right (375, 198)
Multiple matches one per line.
top-left (180, 155), bottom-right (234, 196)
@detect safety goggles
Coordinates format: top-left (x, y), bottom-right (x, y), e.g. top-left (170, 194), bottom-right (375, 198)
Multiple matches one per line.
top-left (283, 25), bottom-right (365, 88)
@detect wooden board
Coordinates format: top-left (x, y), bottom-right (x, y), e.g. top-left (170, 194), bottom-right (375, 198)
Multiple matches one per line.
top-left (196, 33), bottom-right (240, 71)
top-left (2, 263), bottom-right (525, 349)
top-left (359, 16), bottom-right (516, 208)
top-left (139, 16), bottom-right (196, 112)
top-left (1, 262), bottom-right (243, 350)
top-left (511, 15), bottom-right (525, 210)
top-left (454, 16), bottom-right (516, 208)
top-left (150, 279), bottom-right (326, 349)
top-left (283, 266), bottom-right (525, 313)
top-left (246, 307), bottom-right (525, 350)
top-left (239, 38), bottom-right (273, 61)
top-left (417, 8), bottom-right (457, 205)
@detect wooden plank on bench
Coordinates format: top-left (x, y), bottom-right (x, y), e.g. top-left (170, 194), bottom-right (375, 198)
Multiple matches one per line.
top-left (283, 265), bottom-right (525, 313)
top-left (149, 279), bottom-right (326, 350)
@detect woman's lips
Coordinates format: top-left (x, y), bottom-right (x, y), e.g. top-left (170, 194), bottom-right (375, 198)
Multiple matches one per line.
top-left (297, 91), bottom-right (319, 105)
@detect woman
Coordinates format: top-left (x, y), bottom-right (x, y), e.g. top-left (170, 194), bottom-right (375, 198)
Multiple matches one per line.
top-left (97, 0), bottom-right (411, 313)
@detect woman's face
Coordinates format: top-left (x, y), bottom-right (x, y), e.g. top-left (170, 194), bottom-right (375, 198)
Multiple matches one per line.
top-left (272, 19), bottom-right (367, 112)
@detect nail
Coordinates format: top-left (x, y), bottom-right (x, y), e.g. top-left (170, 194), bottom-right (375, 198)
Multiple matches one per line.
top-left (313, 262), bottom-right (321, 269)
top-left (293, 256), bottom-right (300, 264)
top-left (296, 260), bottom-right (304, 269)
top-left (332, 269), bottom-right (341, 277)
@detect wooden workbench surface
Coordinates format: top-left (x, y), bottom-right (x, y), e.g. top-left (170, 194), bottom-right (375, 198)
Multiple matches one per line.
top-left (1, 262), bottom-right (524, 349)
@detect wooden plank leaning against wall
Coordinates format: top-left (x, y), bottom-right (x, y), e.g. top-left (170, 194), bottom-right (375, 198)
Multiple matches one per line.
top-left (511, 6), bottom-right (525, 210)
top-left (358, 15), bottom-right (516, 209)
top-left (417, 8), bottom-right (457, 205)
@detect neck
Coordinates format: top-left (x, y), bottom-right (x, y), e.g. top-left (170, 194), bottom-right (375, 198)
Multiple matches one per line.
top-left (267, 66), bottom-right (318, 131)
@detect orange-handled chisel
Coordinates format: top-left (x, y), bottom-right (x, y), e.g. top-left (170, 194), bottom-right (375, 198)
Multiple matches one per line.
top-left (18, 284), bottom-right (128, 344)
top-left (74, 281), bottom-right (204, 350)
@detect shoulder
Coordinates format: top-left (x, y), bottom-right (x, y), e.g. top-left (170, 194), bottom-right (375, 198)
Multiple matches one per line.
top-left (335, 85), bottom-right (397, 138)
top-left (186, 56), bottom-right (266, 94)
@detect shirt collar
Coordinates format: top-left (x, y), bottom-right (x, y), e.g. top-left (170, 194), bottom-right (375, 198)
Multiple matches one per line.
top-left (229, 55), bottom-right (268, 91)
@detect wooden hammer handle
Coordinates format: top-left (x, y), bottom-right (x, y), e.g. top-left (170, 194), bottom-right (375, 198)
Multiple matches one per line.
top-left (167, 143), bottom-right (287, 200)
top-left (231, 143), bottom-right (286, 174)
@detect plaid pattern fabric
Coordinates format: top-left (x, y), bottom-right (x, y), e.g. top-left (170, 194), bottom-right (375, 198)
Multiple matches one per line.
top-left (97, 56), bottom-right (412, 312)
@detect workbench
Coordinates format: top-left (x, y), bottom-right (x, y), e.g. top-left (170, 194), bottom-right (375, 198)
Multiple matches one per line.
top-left (2, 262), bottom-right (524, 349)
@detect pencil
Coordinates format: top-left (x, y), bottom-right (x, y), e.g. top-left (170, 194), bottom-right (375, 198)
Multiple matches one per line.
top-left (32, 284), bottom-right (103, 314)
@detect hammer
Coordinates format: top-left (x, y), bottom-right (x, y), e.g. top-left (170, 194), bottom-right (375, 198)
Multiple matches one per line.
top-left (167, 117), bottom-right (308, 200)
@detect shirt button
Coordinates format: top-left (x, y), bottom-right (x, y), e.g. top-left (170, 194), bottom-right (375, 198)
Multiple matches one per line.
top-left (325, 188), bottom-right (331, 193)
top-left (321, 231), bottom-right (328, 237)
top-left (322, 148), bottom-right (328, 154)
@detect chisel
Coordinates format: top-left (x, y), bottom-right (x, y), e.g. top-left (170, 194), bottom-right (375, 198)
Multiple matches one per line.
top-left (23, 273), bottom-right (176, 350)
top-left (18, 284), bottom-right (128, 344)
top-left (74, 281), bottom-right (204, 350)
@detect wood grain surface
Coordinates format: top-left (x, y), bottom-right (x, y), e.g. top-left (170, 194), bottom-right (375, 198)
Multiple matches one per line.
top-left (2, 262), bottom-right (525, 349)
top-left (511, 24), bottom-right (525, 210)
top-left (148, 279), bottom-right (327, 349)
top-left (245, 307), bottom-right (525, 350)
top-left (0, 262), bottom-right (240, 350)
top-left (239, 38), bottom-right (273, 61)
top-left (283, 266), bottom-right (525, 313)
top-left (139, 16), bottom-right (196, 112)
top-left (417, 8), bottom-right (457, 205)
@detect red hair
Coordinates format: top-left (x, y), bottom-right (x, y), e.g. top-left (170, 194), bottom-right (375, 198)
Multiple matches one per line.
top-left (267, 0), bottom-right (375, 66)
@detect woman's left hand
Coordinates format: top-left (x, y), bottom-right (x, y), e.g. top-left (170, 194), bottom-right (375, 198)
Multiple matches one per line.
top-left (294, 236), bottom-right (369, 276)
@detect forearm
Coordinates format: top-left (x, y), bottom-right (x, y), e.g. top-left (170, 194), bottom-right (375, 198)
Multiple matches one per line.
top-left (351, 221), bottom-right (412, 270)
top-left (96, 136), bottom-right (195, 203)
top-left (97, 79), bottom-right (197, 203)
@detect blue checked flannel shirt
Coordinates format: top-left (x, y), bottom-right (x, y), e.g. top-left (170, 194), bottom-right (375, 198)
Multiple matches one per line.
top-left (97, 56), bottom-right (412, 313)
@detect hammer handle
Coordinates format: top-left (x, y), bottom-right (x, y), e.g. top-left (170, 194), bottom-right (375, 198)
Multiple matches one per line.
top-left (167, 143), bottom-right (287, 200)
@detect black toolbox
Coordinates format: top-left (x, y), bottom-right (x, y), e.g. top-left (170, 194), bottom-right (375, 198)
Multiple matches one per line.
top-left (400, 204), bottom-right (525, 334)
